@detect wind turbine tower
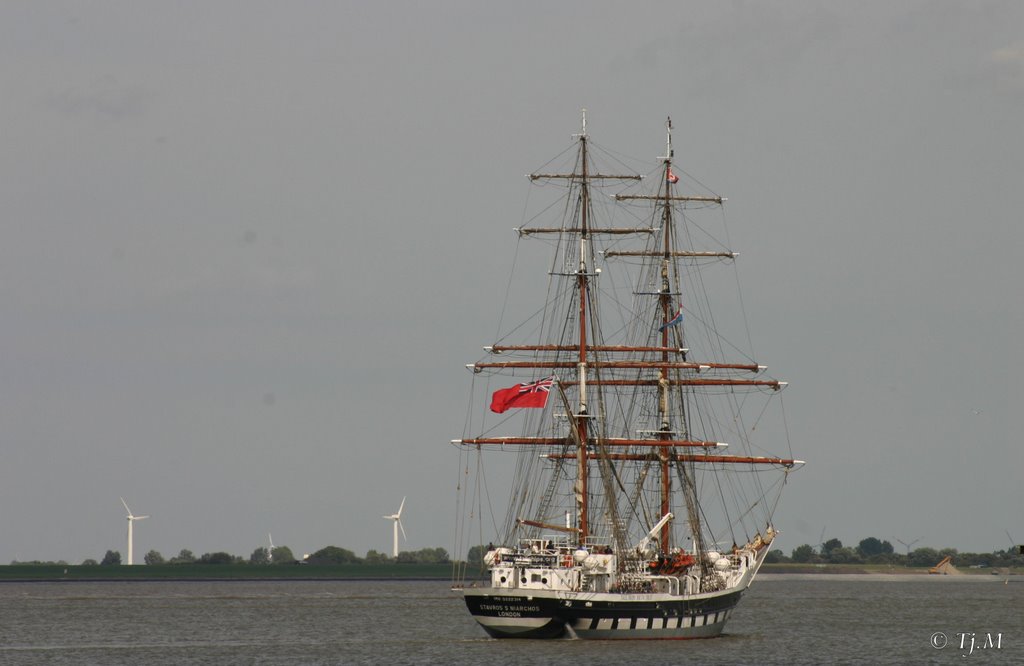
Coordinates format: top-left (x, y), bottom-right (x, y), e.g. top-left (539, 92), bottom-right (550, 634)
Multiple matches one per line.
top-left (383, 497), bottom-right (407, 558)
top-left (120, 497), bottom-right (149, 565)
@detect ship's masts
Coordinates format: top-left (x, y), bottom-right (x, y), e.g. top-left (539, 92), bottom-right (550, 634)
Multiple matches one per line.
top-left (560, 378), bottom-right (785, 389)
top-left (658, 125), bottom-right (675, 550)
top-left (576, 129), bottom-right (590, 542)
top-left (543, 453), bottom-right (801, 467)
top-left (518, 227), bottom-right (654, 236)
top-left (604, 250), bottom-right (736, 258)
top-left (457, 437), bottom-right (724, 448)
top-left (488, 344), bottom-right (691, 354)
top-left (530, 173), bottom-right (643, 181)
top-left (614, 194), bottom-right (724, 204)
top-left (472, 361), bottom-right (763, 371)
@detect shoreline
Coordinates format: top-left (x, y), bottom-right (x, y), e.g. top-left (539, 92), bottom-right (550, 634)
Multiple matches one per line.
top-left (759, 563), bottom-right (1023, 576)
top-left (757, 572), bottom-right (1022, 582)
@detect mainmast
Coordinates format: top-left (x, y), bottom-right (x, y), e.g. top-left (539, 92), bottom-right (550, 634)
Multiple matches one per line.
top-left (658, 116), bottom-right (675, 552)
top-left (575, 110), bottom-right (591, 541)
top-left (609, 117), bottom-right (733, 558)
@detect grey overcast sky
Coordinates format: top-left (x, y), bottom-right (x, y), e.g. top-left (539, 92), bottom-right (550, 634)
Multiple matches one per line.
top-left (1, 1), bottom-right (1021, 564)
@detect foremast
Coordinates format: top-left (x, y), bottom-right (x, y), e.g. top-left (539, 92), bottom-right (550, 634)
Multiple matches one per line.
top-left (537, 110), bottom-right (648, 543)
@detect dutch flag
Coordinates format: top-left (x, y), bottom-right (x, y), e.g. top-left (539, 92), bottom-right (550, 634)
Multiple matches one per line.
top-left (658, 308), bottom-right (684, 332)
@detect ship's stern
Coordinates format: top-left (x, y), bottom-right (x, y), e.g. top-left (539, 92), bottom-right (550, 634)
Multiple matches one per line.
top-left (461, 588), bottom-right (567, 638)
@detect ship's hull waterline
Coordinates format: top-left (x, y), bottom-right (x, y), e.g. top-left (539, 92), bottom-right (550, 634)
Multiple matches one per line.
top-left (463, 586), bottom-right (744, 639)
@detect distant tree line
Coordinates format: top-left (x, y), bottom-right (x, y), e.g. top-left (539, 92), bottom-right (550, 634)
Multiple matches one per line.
top-left (457, 540), bottom-right (1024, 569)
top-left (8, 545), bottom-right (452, 566)
top-left (763, 536), bottom-right (1024, 568)
top-left (17, 538), bottom-right (1021, 568)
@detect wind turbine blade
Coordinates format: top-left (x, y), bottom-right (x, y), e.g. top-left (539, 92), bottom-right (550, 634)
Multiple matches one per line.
top-left (397, 496), bottom-right (406, 518)
top-left (135, 515), bottom-right (149, 520)
top-left (120, 497), bottom-right (132, 515)
top-left (399, 518), bottom-right (407, 541)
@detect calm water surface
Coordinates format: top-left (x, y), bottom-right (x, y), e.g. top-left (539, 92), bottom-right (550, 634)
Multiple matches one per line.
top-left (1, 575), bottom-right (1021, 665)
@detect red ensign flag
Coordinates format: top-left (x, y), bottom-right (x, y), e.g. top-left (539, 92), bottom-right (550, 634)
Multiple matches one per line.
top-left (489, 377), bottom-right (554, 413)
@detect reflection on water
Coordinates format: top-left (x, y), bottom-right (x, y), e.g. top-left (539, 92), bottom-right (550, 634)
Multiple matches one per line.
top-left (0, 577), bottom-right (1021, 665)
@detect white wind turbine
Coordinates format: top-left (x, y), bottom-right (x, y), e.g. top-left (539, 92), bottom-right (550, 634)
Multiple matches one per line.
top-left (383, 497), bottom-right (407, 558)
top-left (268, 533), bottom-right (274, 563)
top-left (120, 497), bottom-right (148, 565)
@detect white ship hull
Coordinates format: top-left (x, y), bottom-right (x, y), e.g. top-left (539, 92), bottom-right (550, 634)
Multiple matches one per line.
top-left (461, 534), bottom-right (771, 640)
top-left (463, 585), bottom-right (745, 639)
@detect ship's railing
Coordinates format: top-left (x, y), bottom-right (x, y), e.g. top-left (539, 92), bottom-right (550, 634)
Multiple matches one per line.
top-left (512, 537), bottom-right (572, 568)
top-left (613, 573), bottom-right (681, 595)
top-left (582, 535), bottom-right (612, 551)
top-left (518, 536), bottom-right (571, 550)
top-left (649, 576), bottom-right (680, 595)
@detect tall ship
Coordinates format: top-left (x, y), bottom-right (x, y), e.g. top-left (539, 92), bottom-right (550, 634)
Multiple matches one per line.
top-left (452, 112), bottom-right (803, 639)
